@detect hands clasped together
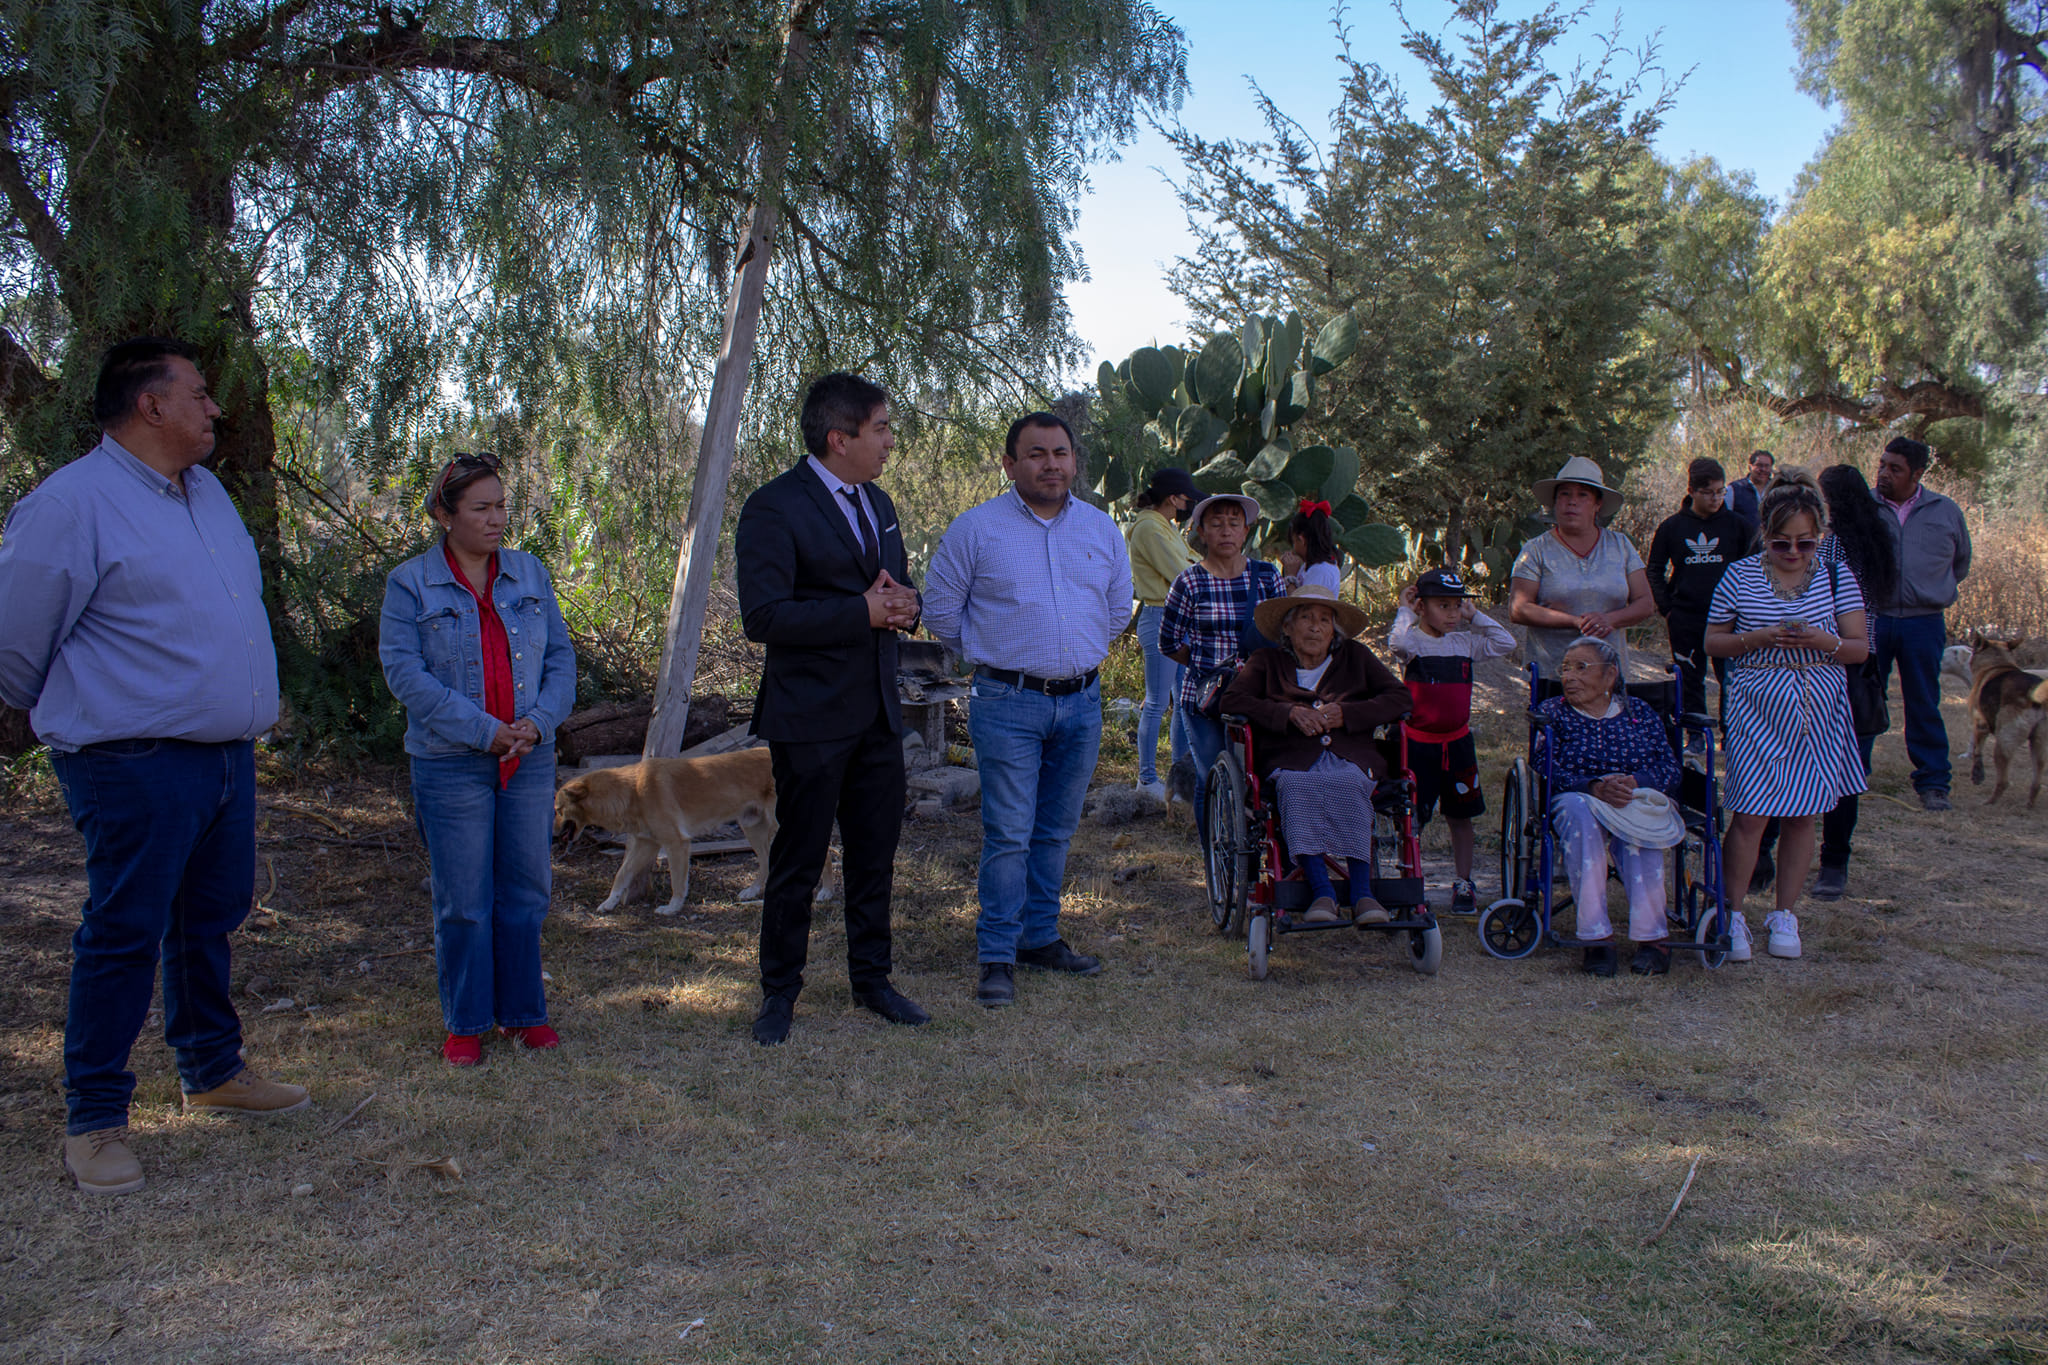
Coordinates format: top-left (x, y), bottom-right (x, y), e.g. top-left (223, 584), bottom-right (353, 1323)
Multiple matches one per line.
top-left (1287, 700), bottom-right (1348, 737)
top-left (864, 570), bottom-right (920, 630)
top-left (490, 717), bottom-right (542, 759)
top-left (1590, 772), bottom-right (1638, 808)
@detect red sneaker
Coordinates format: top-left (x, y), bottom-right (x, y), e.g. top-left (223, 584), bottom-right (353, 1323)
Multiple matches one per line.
top-left (443, 1033), bottom-right (482, 1066)
top-left (501, 1025), bottom-right (559, 1050)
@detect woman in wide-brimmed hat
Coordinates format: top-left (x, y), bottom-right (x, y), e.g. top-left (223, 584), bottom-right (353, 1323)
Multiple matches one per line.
top-left (1509, 455), bottom-right (1654, 677)
top-left (1159, 491), bottom-right (1283, 837)
top-left (1218, 584), bottom-right (1412, 923)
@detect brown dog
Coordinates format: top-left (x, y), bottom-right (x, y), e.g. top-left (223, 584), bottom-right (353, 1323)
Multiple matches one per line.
top-left (555, 748), bottom-right (804, 915)
top-left (1966, 633), bottom-right (2048, 808)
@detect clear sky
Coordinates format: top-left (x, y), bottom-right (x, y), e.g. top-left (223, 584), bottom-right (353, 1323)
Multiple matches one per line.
top-left (1066, 0), bottom-right (1839, 375)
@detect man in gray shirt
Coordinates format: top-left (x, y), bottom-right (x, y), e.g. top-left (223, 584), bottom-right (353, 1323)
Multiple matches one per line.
top-left (0, 338), bottom-right (310, 1196)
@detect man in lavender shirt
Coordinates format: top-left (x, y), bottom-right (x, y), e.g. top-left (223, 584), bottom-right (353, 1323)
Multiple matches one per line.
top-left (0, 338), bottom-right (310, 1196)
top-left (922, 413), bottom-right (1133, 1007)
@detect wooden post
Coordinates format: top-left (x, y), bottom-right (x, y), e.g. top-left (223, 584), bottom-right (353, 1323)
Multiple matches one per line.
top-left (642, 10), bottom-right (816, 759)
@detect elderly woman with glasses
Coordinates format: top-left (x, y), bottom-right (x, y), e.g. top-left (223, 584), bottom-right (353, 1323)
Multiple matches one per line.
top-left (1218, 584), bottom-right (1412, 923)
top-left (1533, 636), bottom-right (1685, 976)
top-left (1705, 482), bottom-right (1869, 963)
top-left (379, 453), bottom-right (577, 1066)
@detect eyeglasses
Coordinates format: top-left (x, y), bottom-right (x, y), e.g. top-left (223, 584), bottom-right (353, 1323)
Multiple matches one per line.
top-left (1765, 537), bottom-right (1819, 555)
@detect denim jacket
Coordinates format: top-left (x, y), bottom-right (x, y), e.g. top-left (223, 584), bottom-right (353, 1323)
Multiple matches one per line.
top-left (379, 544), bottom-right (577, 758)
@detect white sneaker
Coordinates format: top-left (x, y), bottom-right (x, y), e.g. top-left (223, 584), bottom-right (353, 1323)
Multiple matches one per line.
top-left (1765, 910), bottom-right (1802, 959)
top-left (1136, 779), bottom-right (1167, 805)
top-left (1727, 912), bottom-right (1753, 962)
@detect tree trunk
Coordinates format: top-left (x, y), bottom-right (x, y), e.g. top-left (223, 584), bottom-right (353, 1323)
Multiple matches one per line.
top-left (642, 8), bottom-right (818, 760)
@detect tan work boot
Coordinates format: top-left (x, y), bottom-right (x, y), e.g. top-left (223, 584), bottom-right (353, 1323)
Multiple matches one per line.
top-left (182, 1069), bottom-right (311, 1116)
top-left (62, 1126), bottom-right (145, 1195)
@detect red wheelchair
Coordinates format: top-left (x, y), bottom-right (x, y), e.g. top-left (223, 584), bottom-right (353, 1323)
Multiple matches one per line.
top-left (1202, 705), bottom-right (1443, 980)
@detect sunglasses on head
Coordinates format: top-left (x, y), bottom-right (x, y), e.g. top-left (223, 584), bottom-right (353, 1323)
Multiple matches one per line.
top-left (447, 451), bottom-right (501, 472)
top-left (1766, 537), bottom-right (1819, 555)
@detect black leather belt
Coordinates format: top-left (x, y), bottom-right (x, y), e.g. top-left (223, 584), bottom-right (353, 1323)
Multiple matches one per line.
top-left (977, 666), bottom-right (1099, 697)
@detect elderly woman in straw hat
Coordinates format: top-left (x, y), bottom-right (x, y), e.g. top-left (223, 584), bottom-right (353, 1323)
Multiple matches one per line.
top-left (1510, 455), bottom-right (1655, 677)
top-left (1218, 584), bottom-right (1413, 923)
top-left (1533, 635), bottom-right (1684, 976)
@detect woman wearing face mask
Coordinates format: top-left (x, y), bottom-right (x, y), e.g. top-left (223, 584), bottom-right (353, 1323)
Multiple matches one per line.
top-left (1124, 467), bottom-right (1201, 803)
top-left (1705, 483), bottom-right (1869, 963)
top-left (379, 454), bottom-right (577, 1066)
top-left (1509, 456), bottom-right (1655, 678)
top-left (1159, 492), bottom-right (1282, 837)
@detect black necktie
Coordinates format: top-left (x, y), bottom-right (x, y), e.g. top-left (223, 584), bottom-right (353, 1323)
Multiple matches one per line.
top-left (843, 486), bottom-right (879, 574)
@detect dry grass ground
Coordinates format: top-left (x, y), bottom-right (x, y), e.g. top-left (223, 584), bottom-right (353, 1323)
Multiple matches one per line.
top-left (2, 676), bottom-right (2045, 1364)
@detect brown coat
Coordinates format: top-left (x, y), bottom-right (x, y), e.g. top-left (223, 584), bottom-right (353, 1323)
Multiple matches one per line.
top-left (1219, 639), bottom-right (1414, 780)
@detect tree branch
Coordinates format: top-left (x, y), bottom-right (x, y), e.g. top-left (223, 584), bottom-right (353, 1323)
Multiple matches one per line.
top-left (0, 93), bottom-right (66, 273)
top-left (0, 327), bottom-right (55, 422)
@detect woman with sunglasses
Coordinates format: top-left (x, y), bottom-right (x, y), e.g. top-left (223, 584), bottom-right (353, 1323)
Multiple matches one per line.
top-left (379, 454), bottom-right (577, 1065)
top-left (1704, 483), bottom-right (1869, 962)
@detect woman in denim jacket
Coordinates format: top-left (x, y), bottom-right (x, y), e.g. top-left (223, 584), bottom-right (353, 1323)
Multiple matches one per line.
top-left (379, 454), bottom-right (577, 1066)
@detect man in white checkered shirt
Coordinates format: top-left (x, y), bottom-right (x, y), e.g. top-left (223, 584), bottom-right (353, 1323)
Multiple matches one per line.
top-left (922, 412), bottom-right (1133, 1008)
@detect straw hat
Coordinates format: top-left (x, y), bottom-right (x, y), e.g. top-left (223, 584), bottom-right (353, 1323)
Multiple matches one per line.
top-left (1531, 455), bottom-right (1623, 519)
top-left (1253, 583), bottom-right (1371, 641)
top-left (1587, 788), bottom-right (1685, 851)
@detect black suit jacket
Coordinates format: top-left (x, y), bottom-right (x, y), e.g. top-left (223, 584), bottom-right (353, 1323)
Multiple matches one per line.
top-left (736, 460), bottom-right (911, 743)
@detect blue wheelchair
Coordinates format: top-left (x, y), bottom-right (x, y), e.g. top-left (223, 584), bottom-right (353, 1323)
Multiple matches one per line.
top-left (1479, 663), bottom-right (1731, 968)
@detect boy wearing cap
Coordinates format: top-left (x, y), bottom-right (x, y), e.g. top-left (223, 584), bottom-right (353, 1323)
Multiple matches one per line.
top-left (1387, 568), bottom-right (1516, 914)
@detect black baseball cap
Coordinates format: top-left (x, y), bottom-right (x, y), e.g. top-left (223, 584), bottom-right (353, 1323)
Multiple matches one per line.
top-left (1144, 466), bottom-right (1201, 502)
top-left (1415, 568), bottom-right (1476, 599)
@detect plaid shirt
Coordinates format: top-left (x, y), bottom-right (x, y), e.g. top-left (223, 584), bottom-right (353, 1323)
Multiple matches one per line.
top-left (1159, 560), bottom-right (1282, 712)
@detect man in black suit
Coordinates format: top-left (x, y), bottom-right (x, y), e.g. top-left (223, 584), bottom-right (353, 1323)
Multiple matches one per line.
top-left (735, 372), bottom-right (928, 1045)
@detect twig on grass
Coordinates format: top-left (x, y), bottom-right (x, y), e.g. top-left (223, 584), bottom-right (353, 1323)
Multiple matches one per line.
top-left (262, 801), bottom-right (353, 837)
top-left (1643, 1154), bottom-right (1702, 1246)
top-left (319, 1092), bottom-right (377, 1138)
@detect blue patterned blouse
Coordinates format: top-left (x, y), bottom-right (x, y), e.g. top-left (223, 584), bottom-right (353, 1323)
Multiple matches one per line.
top-left (1533, 695), bottom-right (1681, 798)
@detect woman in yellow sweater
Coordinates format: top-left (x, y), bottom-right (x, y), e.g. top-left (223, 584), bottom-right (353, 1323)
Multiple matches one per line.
top-left (1124, 467), bottom-right (1201, 802)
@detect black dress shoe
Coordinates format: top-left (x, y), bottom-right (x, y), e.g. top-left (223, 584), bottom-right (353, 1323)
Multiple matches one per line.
top-left (1748, 852), bottom-right (1776, 896)
top-left (977, 963), bottom-right (1015, 1007)
top-left (1629, 944), bottom-right (1671, 975)
top-left (853, 983), bottom-right (930, 1027)
top-left (1581, 945), bottom-right (1617, 977)
top-left (1811, 865), bottom-right (1848, 901)
top-left (752, 996), bottom-right (794, 1046)
top-left (1015, 938), bottom-right (1102, 976)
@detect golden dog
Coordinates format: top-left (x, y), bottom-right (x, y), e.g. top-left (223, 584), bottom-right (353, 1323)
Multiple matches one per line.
top-left (1967, 632), bottom-right (2048, 808)
top-left (554, 748), bottom-right (831, 915)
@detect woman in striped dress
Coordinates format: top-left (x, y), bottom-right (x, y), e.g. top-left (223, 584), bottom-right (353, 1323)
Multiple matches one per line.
top-left (1706, 483), bottom-right (1870, 961)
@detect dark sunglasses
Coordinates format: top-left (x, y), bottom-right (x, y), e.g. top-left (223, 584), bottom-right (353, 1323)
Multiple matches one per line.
top-left (1765, 537), bottom-right (1819, 555)
top-left (446, 450), bottom-right (501, 472)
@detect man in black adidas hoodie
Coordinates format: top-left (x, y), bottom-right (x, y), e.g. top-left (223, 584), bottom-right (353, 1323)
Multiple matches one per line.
top-left (1647, 458), bottom-right (1755, 725)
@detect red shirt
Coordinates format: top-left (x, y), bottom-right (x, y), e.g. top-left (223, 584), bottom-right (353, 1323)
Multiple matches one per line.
top-left (443, 541), bottom-right (520, 787)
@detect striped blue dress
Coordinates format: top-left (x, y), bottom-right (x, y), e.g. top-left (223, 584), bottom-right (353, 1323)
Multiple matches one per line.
top-left (1706, 555), bottom-right (1869, 816)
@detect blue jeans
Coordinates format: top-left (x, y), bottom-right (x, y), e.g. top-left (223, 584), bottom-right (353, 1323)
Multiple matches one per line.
top-left (1134, 605), bottom-right (1187, 786)
top-left (1871, 613), bottom-right (1951, 794)
top-left (968, 675), bottom-right (1102, 963)
top-left (51, 739), bottom-right (256, 1136)
top-left (411, 750), bottom-right (555, 1035)
top-left (1184, 706), bottom-right (1225, 840)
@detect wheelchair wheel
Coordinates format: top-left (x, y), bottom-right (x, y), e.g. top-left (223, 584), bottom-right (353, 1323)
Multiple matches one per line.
top-left (1408, 923), bottom-right (1442, 976)
top-left (1498, 759), bottom-right (1536, 905)
top-left (1205, 751), bottom-right (1251, 936)
top-left (1695, 903), bottom-right (1729, 970)
top-left (1247, 914), bottom-right (1270, 980)
top-left (1479, 899), bottom-right (1542, 960)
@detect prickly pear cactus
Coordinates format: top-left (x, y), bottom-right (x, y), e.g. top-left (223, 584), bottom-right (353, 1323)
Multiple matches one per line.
top-left (1093, 312), bottom-right (1405, 568)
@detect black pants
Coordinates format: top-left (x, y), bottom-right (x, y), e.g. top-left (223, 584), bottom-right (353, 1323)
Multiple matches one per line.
top-left (759, 713), bottom-right (906, 1000)
top-left (1667, 613), bottom-right (1727, 722)
top-left (1755, 733), bottom-right (1872, 872)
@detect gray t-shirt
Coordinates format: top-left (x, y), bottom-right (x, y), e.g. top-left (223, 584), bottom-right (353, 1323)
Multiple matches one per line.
top-left (1511, 527), bottom-right (1644, 676)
